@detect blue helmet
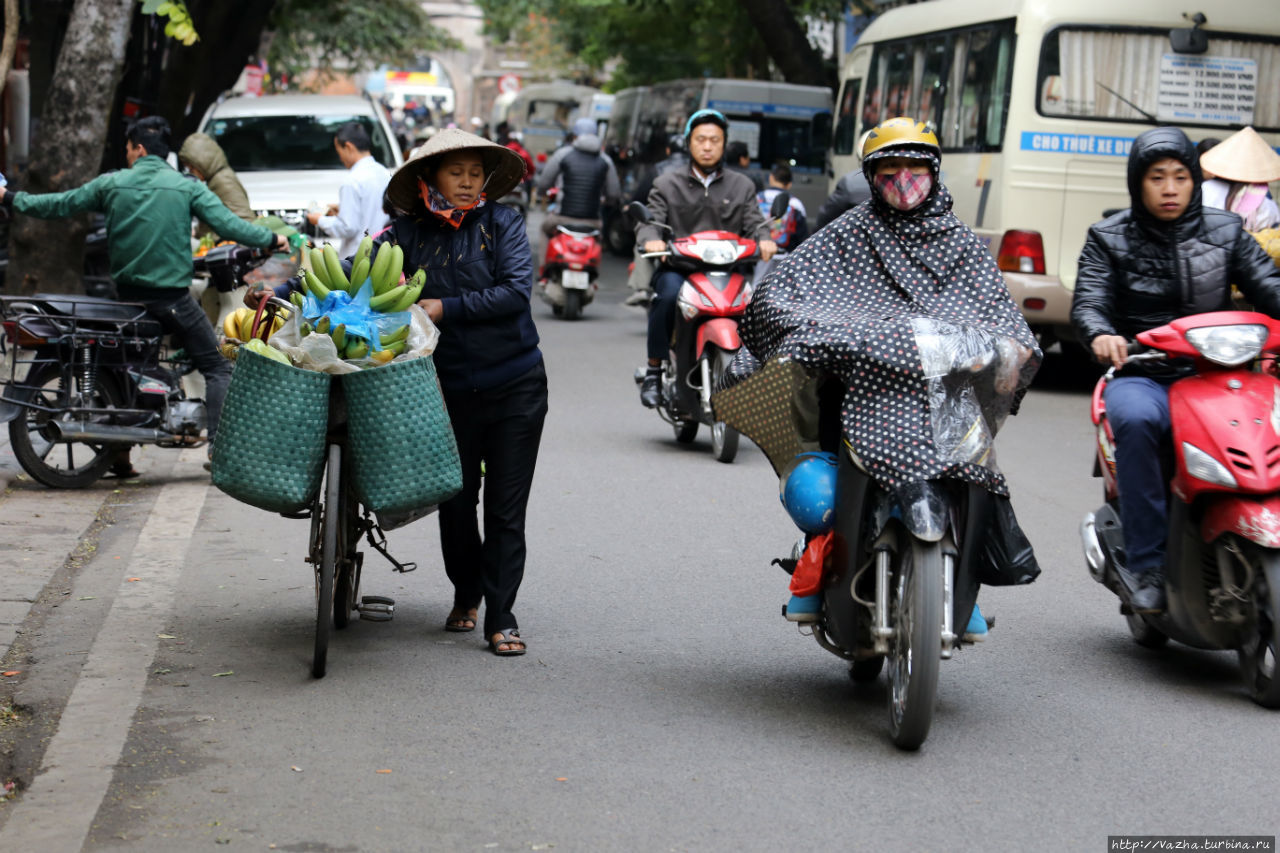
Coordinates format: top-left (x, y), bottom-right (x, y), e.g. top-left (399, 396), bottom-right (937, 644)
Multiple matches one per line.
top-left (780, 452), bottom-right (838, 533)
top-left (683, 108), bottom-right (729, 142)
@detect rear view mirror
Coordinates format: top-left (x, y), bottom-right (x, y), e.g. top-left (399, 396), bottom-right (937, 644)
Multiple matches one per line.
top-left (627, 201), bottom-right (651, 222)
top-left (1170, 12), bottom-right (1208, 54)
top-left (769, 192), bottom-right (792, 219)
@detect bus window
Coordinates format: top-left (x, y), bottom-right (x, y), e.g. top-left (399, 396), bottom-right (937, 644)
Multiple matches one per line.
top-left (1037, 27), bottom-right (1280, 131)
top-left (913, 37), bottom-right (947, 126)
top-left (834, 78), bottom-right (861, 155)
top-left (940, 21), bottom-right (1015, 151)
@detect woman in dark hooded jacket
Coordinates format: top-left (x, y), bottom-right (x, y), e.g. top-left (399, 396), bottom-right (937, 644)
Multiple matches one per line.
top-left (1071, 126), bottom-right (1280, 615)
top-left (377, 129), bottom-right (548, 656)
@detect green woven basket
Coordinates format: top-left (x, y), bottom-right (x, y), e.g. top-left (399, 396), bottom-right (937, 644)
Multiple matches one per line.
top-left (342, 356), bottom-right (461, 514)
top-left (211, 348), bottom-right (331, 514)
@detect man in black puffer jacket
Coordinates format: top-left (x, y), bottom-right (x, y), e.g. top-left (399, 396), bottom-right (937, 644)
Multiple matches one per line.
top-left (1072, 126), bottom-right (1280, 613)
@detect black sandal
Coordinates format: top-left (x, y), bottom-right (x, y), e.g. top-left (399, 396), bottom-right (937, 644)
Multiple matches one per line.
top-left (444, 608), bottom-right (478, 633)
top-left (488, 629), bottom-right (526, 656)
top-left (105, 465), bottom-right (140, 479)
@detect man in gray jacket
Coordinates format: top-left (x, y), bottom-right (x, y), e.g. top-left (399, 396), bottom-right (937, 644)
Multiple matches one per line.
top-left (636, 109), bottom-right (775, 407)
top-left (535, 116), bottom-right (621, 274)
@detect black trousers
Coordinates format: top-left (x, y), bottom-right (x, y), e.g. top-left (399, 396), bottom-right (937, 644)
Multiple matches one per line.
top-left (438, 360), bottom-right (548, 637)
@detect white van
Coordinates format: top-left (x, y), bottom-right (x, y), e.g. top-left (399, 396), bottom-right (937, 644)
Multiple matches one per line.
top-left (196, 93), bottom-right (403, 233)
top-left (831, 0), bottom-right (1280, 356)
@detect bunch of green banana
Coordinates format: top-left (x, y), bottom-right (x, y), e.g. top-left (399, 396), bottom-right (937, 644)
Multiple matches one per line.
top-left (302, 242), bottom-right (354, 297)
top-left (368, 240), bottom-right (405, 295)
top-left (369, 269), bottom-right (427, 314)
top-left (348, 236), bottom-right (374, 292)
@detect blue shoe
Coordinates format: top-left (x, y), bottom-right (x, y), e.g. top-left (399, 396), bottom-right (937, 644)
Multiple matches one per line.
top-left (784, 593), bottom-right (821, 623)
top-left (963, 604), bottom-right (989, 642)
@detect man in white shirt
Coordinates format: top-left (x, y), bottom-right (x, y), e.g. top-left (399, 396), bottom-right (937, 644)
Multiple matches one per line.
top-left (307, 122), bottom-right (391, 257)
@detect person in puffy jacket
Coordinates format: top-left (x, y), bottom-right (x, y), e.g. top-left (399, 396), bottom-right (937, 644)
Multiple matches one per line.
top-left (534, 116), bottom-right (621, 271)
top-left (377, 129), bottom-right (547, 656)
top-left (1071, 126), bottom-right (1280, 614)
top-left (178, 132), bottom-right (255, 239)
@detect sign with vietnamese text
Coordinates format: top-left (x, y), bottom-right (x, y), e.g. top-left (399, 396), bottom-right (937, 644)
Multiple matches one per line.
top-left (1157, 54), bottom-right (1256, 126)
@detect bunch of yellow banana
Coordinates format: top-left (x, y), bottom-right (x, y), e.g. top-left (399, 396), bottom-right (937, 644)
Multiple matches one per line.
top-left (222, 307), bottom-right (286, 342)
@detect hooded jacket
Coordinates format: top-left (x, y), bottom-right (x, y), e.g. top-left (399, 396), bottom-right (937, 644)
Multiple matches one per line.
top-left (178, 133), bottom-right (255, 238)
top-left (535, 129), bottom-right (621, 220)
top-left (1071, 127), bottom-right (1280, 373)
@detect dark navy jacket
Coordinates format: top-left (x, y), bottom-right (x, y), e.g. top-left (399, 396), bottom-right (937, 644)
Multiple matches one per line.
top-left (375, 203), bottom-right (542, 393)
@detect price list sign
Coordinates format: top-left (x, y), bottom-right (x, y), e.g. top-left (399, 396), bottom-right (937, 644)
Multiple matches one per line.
top-left (1158, 54), bottom-right (1257, 126)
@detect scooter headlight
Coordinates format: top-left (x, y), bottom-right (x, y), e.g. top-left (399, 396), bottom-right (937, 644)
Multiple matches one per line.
top-left (693, 240), bottom-right (738, 265)
top-left (1185, 324), bottom-right (1267, 367)
top-left (676, 282), bottom-right (710, 320)
top-left (1182, 441), bottom-right (1238, 488)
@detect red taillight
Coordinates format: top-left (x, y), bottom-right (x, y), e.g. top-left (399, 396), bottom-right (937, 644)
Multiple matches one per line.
top-left (1023, 298), bottom-right (1047, 311)
top-left (997, 230), bottom-right (1046, 275)
top-left (6, 320), bottom-right (47, 348)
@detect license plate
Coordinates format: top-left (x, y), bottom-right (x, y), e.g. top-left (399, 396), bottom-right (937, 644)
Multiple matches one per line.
top-left (562, 270), bottom-right (590, 290)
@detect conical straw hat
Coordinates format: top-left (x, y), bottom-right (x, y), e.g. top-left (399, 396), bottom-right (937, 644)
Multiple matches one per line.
top-left (386, 128), bottom-right (526, 214)
top-left (1199, 127), bottom-right (1280, 184)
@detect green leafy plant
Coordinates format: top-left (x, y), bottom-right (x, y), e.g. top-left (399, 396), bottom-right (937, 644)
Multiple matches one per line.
top-left (140, 0), bottom-right (200, 46)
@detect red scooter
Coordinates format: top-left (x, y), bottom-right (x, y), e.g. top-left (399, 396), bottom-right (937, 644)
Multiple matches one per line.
top-left (539, 224), bottom-right (601, 321)
top-left (1081, 310), bottom-right (1280, 707)
top-left (627, 198), bottom-right (787, 463)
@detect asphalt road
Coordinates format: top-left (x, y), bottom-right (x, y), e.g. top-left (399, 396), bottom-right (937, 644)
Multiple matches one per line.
top-left (1, 215), bottom-right (1278, 852)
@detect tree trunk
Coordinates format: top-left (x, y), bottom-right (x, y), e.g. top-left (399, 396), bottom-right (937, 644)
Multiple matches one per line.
top-left (0, 0), bottom-right (18, 100)
top-left (10, 0), bottom-right (134, 295)
top-left (739, 0), bottom-right (833, 89)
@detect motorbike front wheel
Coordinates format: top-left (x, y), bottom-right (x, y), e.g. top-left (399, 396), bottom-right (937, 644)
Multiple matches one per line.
top-left (1239, 547), bottom-right (1280, 708)
top-left (9, 362), bottom-right (125, 488)
top-left (708, 351), bottom-right (739, 463)
top-left (887, 535), bottom-right (943, 750)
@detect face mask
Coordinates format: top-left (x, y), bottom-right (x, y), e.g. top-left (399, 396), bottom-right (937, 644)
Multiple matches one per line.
top-left (875, 168), bottom-right (933, 211)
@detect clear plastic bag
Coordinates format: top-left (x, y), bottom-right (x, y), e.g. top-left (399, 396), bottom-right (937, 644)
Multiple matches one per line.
top-left (270, 302), bottom-right (439, 375)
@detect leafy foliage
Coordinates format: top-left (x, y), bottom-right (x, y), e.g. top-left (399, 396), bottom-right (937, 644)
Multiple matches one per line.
top-left (139, 0), bottom-right (200, 46)
top-left (264, 0), bottom-right (460, 88)
top-left (476, 0), bottom-right (845, 89)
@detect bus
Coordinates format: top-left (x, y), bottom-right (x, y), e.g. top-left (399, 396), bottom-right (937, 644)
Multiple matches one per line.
top-left (831, 0), bottom-right (1280, 357)
top-left (605, 78), bottom-right (834, 215)
top-left (502, 82), bottom-right (607, 156)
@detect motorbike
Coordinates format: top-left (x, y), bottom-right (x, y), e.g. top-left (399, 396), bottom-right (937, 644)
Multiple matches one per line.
top-left (0, 244), bottom-right (272, 488)
top-left (539, 223), bottom-right (601, 320)
top-left (627, 195), bottom-right (789, 463)
top-left (1080, 310), bottom-right (1280, 707)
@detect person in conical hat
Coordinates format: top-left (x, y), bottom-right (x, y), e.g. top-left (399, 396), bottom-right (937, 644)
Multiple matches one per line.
top-left (385, 127), bottom-right (548, 655)
top-left (1199, 127), bottom-right (1280, 231)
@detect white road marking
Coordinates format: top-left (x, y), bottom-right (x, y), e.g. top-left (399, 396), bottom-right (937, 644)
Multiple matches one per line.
top-left (0, 451), bottom-right (209, 852)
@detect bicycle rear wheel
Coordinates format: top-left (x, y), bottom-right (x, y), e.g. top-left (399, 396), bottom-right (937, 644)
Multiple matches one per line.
top-left (313, 443), bottom-right (341, 678)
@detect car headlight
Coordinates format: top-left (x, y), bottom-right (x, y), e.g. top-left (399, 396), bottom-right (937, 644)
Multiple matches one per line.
top-left (1185, 324), bottom-right (1267, 366)
top-left (1182, 441), bottom-right (1237, 488)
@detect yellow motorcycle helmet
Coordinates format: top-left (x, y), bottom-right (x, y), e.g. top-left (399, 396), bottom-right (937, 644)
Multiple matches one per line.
top-left (861, 117), bottom-right (940, 159)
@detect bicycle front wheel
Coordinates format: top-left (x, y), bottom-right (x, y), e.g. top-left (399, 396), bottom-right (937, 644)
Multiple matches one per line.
top-left (313, 443), bottom-right (341, 678)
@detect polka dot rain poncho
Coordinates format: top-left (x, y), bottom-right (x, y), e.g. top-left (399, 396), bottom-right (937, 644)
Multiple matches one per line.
top-left (717, 152), bottom-right (1041, 495)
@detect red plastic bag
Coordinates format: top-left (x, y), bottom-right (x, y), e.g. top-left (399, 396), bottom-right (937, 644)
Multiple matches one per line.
top-left (789, 530), bottom-right (835, 597)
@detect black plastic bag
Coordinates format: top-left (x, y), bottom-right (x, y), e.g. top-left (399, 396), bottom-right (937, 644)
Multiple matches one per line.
top-left (976, 495), bottom-right (1041, 586)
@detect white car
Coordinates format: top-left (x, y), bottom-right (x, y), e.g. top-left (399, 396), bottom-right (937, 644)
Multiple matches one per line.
top-left (196, 93), bottom-right (403, 231)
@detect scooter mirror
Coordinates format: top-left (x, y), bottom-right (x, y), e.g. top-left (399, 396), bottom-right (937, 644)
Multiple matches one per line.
top-left (627, 200), bottom-right (651, 223)
top-left (770, 192), bottom-right (792, 219)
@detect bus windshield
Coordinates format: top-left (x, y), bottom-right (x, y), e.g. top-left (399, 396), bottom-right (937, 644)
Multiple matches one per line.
top-left (208, 115), bottom-right (396, 172)
top-left (1037, 27), bottom-right (1280, 132)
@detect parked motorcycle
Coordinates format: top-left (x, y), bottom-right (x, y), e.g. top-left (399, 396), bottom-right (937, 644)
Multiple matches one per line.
top-left (1081, 310), bottom-right (1280, 707)
top-left (628, 195), bottom-right (788, 463)
top-left (0, 244), bottom-right (272, 488)
top-left (539, 223), bottom-right (601, 320)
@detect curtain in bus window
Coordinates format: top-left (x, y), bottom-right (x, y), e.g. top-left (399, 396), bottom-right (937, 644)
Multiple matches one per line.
top-left (914, 38), bottom-right (947, 128)
top-left (834, 79), bottom-right (860, 155)
top-left (984, 30), bottom-right (1013, 147)
top-left (1047, 30), bottom-right (1280, 129)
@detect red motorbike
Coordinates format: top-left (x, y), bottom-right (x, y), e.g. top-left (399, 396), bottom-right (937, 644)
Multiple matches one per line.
top-left (538, 223), bottom-right (602, 321)
top-left (627, 198), bottom-right (787, 463)
top-left (1081, 310), bottom-right (1280, 707)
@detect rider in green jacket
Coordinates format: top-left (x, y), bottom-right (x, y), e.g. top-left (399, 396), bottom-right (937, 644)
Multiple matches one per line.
top-left (0, 116), bottom-right (285, 474)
